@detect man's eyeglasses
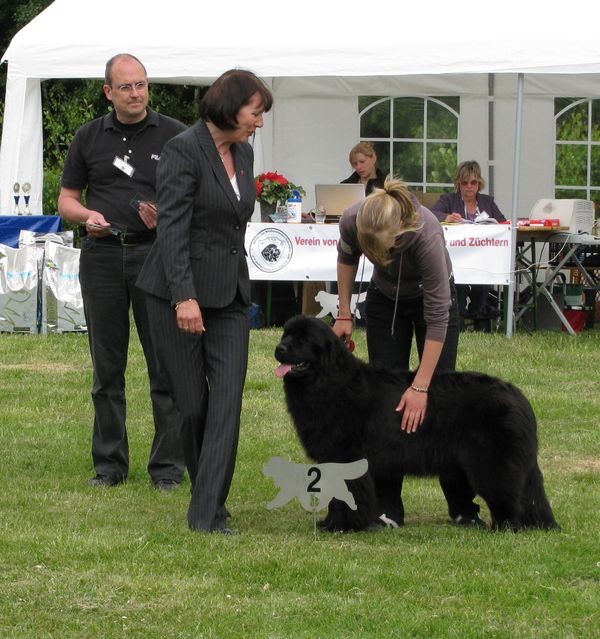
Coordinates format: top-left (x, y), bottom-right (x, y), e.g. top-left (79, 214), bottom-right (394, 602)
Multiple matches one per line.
top-left (116, 81), bottom-right (148, 94)
top-left (461, 179), bottom-right (479, 187)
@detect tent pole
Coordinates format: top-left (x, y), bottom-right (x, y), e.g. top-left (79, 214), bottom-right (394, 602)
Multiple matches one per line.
top-left (488, 73), bottom-right (495, 196)
top-left (505, 72), bottom-right (524, 338)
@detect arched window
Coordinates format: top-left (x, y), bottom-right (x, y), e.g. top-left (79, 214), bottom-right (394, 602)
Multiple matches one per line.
top-left (555, 98), bottom-right (600, 209)
top-left (358, 96), bottom-right (459, 193)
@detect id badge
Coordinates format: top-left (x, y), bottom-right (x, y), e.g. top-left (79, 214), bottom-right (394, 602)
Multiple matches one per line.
top-left (113, 155), bottom-right (135, 177)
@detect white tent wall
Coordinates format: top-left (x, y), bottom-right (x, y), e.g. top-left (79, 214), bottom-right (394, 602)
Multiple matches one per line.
top-left (271, 95), bottom-right (359, 210)
top-left (270, 75), bottom-right (504, 213)
top-left (0, 76), bottom-right (43, 214)
top-left (494, 75), bottom-right (556, 216)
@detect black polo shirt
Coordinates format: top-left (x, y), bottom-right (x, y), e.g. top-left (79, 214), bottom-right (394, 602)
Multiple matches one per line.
top-left (61, 108), bottom-right (187, 232)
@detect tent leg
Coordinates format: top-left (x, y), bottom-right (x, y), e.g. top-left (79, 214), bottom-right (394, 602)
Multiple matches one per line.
top-left (505, 72), bottom-right (524, 338)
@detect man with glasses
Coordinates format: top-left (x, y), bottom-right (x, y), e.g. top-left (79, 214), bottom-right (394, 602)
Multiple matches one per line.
top-left (58, 53), bottom-right (187, 489)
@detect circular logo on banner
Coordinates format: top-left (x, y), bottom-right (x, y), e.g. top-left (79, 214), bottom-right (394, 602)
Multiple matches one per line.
top-left (248, 228), bottom-right (293, 273)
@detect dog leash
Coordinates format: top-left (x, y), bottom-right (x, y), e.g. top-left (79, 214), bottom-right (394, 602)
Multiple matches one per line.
top-left (390, 253), bottom-right (403, 337)
top-left (342, 254), bottom-right (369, 353)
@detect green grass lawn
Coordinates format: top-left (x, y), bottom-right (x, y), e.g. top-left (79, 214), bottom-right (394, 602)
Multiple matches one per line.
top-left (0, 325), bottom-right (599, 638)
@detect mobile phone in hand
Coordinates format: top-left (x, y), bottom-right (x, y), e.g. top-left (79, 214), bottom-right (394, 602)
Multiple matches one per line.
top-left (130, 193), bottom-right (155, 211)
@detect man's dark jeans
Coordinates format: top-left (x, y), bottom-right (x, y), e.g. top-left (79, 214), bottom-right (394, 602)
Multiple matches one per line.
top-left (79, 236), bottom-right (184, 483)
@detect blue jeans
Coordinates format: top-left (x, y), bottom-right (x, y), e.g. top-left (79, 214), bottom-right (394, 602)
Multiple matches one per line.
top-left (364, 283), bottom-right (459, 372)
top-left (78, 237), bottom-right (185, 482)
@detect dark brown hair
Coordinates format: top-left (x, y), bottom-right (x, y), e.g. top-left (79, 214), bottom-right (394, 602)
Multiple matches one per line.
top-left (200, 69), bottom-right (273, 130)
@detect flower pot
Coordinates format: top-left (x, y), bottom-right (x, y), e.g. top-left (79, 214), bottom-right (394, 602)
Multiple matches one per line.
top-left (260, 200), bottom-right (276, 223)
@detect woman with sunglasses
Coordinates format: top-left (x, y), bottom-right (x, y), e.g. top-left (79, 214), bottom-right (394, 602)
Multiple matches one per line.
top-left (431, 161), bottom-right (505, 328)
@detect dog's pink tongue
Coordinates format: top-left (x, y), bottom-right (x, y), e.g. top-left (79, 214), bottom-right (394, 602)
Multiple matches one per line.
top-left (275, 363), bottom-right (293, 379)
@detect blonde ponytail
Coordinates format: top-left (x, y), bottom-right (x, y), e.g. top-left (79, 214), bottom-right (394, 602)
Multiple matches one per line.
top-left (356, 178), bottom-right (423, 267)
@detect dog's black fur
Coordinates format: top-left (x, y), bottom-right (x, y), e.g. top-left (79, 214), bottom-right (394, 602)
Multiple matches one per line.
top-left (274, 315), bottom-right (558, 532)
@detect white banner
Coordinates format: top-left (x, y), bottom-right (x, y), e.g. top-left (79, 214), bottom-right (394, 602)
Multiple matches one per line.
top-left (441, 224), bottom-right (512, 285)
top-left (245, 223), bottom-right (370, 281)
top-left (245, 223), bottom-right (512, 285)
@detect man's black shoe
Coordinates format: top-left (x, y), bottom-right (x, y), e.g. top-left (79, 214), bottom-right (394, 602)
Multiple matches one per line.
top-left (154, 478), bottom-right (181, 492)
top-left (88, 474), bottom-right (125, 487)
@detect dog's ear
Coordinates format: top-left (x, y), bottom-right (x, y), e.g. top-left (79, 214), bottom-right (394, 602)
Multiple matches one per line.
top-left (316, 327), bottom-right (352, 373)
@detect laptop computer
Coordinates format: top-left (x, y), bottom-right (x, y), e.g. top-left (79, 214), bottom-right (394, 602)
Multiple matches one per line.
top-left (315, 184), bottom-right (366, 219)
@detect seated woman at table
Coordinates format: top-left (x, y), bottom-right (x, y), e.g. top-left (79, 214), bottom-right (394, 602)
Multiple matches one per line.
top-left (430, 160), bottom-right (506, 329)
top-left (341, 142), bottom-right (386, 196)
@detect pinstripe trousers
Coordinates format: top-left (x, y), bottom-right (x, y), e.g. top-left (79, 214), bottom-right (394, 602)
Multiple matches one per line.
top-left (145, 292), bottom-right (250, 531)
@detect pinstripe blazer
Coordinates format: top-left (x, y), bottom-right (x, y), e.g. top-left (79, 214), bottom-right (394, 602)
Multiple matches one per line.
top-left (136, 120), bottom-right (255, 308)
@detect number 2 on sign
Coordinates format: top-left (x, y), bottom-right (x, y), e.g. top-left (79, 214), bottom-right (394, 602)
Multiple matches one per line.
top-left (307, 467), bottom-right (322, 493)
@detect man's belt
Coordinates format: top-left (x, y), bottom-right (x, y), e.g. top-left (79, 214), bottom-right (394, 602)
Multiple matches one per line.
top-left (80, 226), bottom-right (156, 246)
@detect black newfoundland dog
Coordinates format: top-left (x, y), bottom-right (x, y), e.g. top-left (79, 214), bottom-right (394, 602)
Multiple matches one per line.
top-left (274, 315), bottom-right (558, 532)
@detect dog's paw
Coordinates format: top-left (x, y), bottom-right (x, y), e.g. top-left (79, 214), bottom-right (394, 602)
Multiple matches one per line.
top-left (318, 521), bottom-right (349, 533)
top-left (452, 513), bottom-right (487, 528)
top-left (316, 518), bottom-right (330, 530)
top-left (378, 513), bottom-right (402, 528)
top-left (317, 517), bottom-right (344, 532)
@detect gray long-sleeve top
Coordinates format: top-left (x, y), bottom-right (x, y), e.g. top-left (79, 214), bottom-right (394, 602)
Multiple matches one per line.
top-left (337, 205), bottom-right (453, 343)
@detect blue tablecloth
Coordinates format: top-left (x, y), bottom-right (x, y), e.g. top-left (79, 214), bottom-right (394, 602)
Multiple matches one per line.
top-left (0, 215), bottom-right (63, 248)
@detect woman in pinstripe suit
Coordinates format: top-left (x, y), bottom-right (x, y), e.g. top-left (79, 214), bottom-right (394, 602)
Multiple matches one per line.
top-left (137, 70), bottom-right (273, 533)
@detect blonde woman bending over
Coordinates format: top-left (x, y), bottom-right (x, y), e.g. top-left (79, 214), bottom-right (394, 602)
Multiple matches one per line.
top-left (333, 178), bottom-right (460, 433)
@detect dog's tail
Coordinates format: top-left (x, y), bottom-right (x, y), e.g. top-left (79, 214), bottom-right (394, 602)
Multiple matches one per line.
top-left (520, 464), bottom-right (559, 530)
